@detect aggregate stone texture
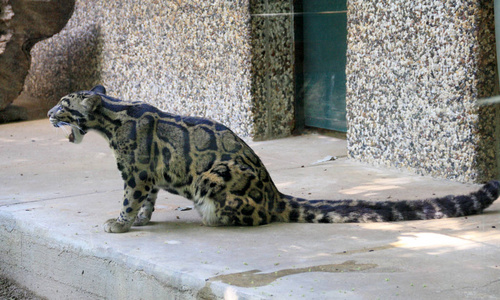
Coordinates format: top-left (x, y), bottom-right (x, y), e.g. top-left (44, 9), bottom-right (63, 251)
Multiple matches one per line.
top-left (0, 0), bottom-right (75, 120)
top-left (346, 0), bottom-right (498, 183)
top-left (250, 0), bottom-right (295, 140)
top-left (17, 0), bottom-right (498, 183)
top-left (23, 0), bottom-right (255, 137)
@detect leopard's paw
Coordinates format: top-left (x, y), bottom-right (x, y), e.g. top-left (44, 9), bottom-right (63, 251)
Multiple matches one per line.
top-left (103, 218), bottom-right (132, 233)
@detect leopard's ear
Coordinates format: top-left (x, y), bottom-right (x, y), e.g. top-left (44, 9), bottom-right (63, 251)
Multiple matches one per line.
top-left (90, 85), bottom-right (106, 95)
top-left (82, 94), bottom-right (101, 112)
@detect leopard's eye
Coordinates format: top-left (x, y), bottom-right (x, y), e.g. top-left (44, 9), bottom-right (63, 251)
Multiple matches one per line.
top-left (60, 99), bottom-right (70, 109)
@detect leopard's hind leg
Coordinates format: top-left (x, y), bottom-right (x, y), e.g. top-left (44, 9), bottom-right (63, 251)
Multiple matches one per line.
top-left (193, 162), bottom-right (273, 226)
top-left (191, 163), bottom-right (234, 226)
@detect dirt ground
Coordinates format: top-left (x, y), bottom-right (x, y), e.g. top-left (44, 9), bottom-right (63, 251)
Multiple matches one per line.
top-left (0, 276), bottom-right (44, 300)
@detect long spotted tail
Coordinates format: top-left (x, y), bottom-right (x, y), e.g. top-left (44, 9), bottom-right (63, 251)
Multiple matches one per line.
top-left (274, 181), bottom-right (500, 223)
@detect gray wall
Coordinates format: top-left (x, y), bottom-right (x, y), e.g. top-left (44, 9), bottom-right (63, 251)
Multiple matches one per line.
top-left (250, 0), bottom-right (295, 140)
top-left (346, 0), bottom-right (498, 182)
top-left (24, 0), bottom-right (254, 137)
top-left (23, 0), bottom-right (499, 182)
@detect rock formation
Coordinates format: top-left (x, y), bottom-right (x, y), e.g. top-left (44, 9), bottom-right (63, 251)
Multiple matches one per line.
top-left (0, 0), bottom-right (75, 121)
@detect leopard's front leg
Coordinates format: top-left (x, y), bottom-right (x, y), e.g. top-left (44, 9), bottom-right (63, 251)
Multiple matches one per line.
top-left (134, 187), bottom-right (159, 226)
top-left (104, 183), bottom-right (150, 233)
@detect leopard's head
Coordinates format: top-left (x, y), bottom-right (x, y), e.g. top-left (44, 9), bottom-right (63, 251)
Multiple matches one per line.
top-left (47, 85), bottom-right (106, 144)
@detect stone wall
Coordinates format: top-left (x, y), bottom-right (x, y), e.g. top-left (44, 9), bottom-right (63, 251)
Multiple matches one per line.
top-left (250, 0), bottom-right (295, 140)
top-left (22, 0), bottom-right (254, 137)
top-left (20, 0), bottom-right (499, 182)
top-left (346, 0), bottom-right (498, 182)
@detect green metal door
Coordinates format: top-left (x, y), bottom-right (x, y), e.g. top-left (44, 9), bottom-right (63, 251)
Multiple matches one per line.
top-left (295, 1), bottom-right (347, 132)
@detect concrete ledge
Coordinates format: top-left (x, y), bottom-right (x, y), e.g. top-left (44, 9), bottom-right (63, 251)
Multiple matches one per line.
top-left (0, 210), bottom-right (212, 299)
top-left (1, 120), bottom-right (500, 299)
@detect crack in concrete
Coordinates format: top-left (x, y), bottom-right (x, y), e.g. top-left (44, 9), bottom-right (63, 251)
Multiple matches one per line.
top-left (335, 243), bottom-right (398, 255)
top-left (0, 189), bottom-right (122, 207)
top-left (438, 278), bottom-right (500, 294)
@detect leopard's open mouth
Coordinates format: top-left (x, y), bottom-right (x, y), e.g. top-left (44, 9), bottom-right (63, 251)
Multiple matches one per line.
top-left (50, 119), bottom-right (85, 144)
top-left (66, 126), bottom-right (85, 143)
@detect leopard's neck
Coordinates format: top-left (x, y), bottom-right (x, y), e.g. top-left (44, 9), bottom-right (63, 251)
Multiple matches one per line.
top-left (89, 97), bottom-right (174, 142)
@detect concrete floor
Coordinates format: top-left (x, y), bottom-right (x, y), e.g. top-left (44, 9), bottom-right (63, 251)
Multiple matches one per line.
top-left (0, 119), bottom-right (499, 299)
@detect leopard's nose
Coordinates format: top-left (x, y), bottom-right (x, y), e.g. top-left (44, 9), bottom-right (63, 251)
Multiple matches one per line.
top-left (47, 105), bottom-right (58, 118)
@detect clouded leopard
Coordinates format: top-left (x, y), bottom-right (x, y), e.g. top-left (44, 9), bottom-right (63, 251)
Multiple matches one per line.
top-left (47, 85), bottom-right (500, 233)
